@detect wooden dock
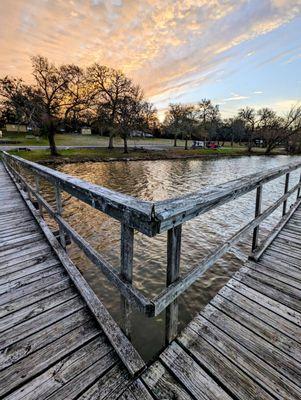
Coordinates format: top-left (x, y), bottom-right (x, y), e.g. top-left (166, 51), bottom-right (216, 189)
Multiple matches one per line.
top-left (1, 153), bottom-right (301, 399)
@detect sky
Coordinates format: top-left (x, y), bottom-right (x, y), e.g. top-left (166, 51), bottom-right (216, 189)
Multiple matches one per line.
top-left (0, 0), bottom-right (300, 120)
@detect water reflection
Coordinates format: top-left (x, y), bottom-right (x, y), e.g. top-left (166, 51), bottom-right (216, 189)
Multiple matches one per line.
top-left (53, 155), bottom-right (301, 361)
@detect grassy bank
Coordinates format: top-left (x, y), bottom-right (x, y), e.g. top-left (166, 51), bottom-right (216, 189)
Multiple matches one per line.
top-left (0, 132), bottom-right (188, 147)
top-left (7, 146), bottom-right (286, 165)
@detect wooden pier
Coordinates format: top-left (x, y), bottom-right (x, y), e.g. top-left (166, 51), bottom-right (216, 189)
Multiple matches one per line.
top-left (0, 152), bottom-right (301, 399)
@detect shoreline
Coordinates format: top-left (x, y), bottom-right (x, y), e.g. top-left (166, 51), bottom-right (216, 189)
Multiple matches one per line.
top-left (13, 149), bottom-right (290, 166)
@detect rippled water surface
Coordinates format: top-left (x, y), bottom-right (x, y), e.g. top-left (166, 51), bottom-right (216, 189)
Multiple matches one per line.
top-left (48, 155), bottom-right (300, 360)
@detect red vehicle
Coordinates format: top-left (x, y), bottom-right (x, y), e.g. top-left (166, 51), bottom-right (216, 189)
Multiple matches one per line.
top-left (207, 142), bottom-right (218, 149)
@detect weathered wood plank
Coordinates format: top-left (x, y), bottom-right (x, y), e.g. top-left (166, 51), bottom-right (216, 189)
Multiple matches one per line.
top-left (142, 361), bottom-right (193, 400)
top-left (0, 322), bottom-right (100, 398)
top-left (211, 293), bottom-right (301, 361)
top-left (0, 241), bottom-right (49, 264)
top-left (178, 325), bottom-right (274, 399)
top-left (120, 223), bottom-right (134, 336)
top-left (191, 315), bottom-right (301, 399)
top-left (233, 269), bottom-right (301, 313)
top-left (242, 265), bottom-right (301, 298)
top-left (9, 337), bottom-right (115, 400)
top-left (257, 255), bottom-right (301, 281)
top-left (248, 261), bottom-right (301, 289)
top-left (160, 341), bottom-right (232, 399)
top-left (78, 362), bottom-right (131, 400)
top-left (226, 278), bottom-right (301, 326)
top-left (201, 304), bottom-right (301, 383)
top-left (0, 259), bottom-right (60, 289)
top-left (0, 308), bottom-right (91, 370)
top-left (0, 250), bottom-right (54, 274)
top-left (0, 273), bottom-right (69, 315)
top-left (219, 285), bottom-right (301, 343)
top-left (120, 379), bottom-right (154, 400)
top-left (165, 224), bottom-right (181, 344)
top-left (0, 294), bottom-right (82, 348)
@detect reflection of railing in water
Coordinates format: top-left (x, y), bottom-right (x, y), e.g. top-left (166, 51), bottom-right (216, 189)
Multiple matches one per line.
top-left (2, 150), bottom-right (301, 344)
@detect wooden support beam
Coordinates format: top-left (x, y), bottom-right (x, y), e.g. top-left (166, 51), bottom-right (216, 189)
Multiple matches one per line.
top-left (165, 224), bottom-right (182, 344)
top-left (34, 174), bottom-right (43, 218)
top-left (252, 185), bottom-right (262, 252)
top-left (283, 173), bottom-right (290, 216)
top-left (120, 224), bottom-right (134, 337)
top-left (297, 173), bottom-right (301, 199)
top-left (54, 185), bottom-right (66, 249)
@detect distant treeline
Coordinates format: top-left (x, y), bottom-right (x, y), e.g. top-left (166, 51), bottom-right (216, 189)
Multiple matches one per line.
top-left (1, 56), bottom-right (300, 155)
top-left (163, 101), bottom-right (301, 154)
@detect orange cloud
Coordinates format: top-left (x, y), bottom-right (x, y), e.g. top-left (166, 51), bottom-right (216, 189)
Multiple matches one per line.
top-left (0, 0), bottom-right (300, 110)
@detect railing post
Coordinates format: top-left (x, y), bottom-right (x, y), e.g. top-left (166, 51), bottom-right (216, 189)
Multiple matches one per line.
top-left (54, 185), bottom-right (66, 249)
top-left (34, 175), bottom-right (43, 218)
top-left (297, 173), bottom-right (301, 199)
top-left (283, 172), bottom-right (290, 216)
top-left (252, 185), bottom-right (262, 252)
top-left (165, 224), bottom-right (182, 344)
top-left (120, 224), bottom-right (134, 337)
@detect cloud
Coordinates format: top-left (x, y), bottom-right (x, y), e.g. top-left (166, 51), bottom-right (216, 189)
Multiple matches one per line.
top-left (222, 92), bottom-right (250, 102)
top-left (253, 91), bottom-right (264, 94)
top-left (0, 0), bottom-right (300, 109)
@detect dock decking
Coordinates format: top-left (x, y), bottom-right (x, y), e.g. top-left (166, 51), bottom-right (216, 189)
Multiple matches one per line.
top-left (141, 211), bottom-right (301, 399)
top-left (0, 159), bottom-right (301, 399)
top-left (0, 163), bottom-right (136, 399)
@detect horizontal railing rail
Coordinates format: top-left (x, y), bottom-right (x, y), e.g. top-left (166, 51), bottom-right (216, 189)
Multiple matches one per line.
top-left (2, 150), bottom-right (301, 343)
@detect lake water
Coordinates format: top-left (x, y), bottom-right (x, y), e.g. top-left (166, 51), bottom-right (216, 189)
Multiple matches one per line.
top-left (49, 155), bottom-right (300, 361)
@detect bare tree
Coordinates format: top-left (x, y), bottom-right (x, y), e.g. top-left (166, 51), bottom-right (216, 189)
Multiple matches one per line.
top-left (230, 117), bottom-right (245, 146)
top-left (62, 67), bottom-right (93, 132)
top-left (238, 107), bottom-right (256, 152)
top-left (31, 56), bottom-right (83, 155)
top-left (164, 104), bottom-right (194, 147)
top-left (88, 64), bottom-right (135, 149)
top-left (0, 76), bottom-right (44, 131)
top-left (116, 85), bottom-right (156, 153)
top-left (196, 99), bottom-right (220, 141)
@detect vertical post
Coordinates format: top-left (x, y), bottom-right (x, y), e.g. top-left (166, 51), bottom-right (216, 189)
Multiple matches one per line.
top-left (297, 173), bottom-right (301, 199)
top-left (54, 185), bottom-right (66, 249)
top-left (34, 175), bottom-right (43, 218)
top-left (165, 224), bottom-right (182, 345)
top-left (283, 172), bottom-right (290, 216)
top-left (252, 185), bottom-right (262, 252)
top-left (120, 224), bottom-right (134, 338)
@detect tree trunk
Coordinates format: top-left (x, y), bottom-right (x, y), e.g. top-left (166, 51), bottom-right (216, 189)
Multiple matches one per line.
top-left (247, 131), bottom-right (253, 153)
top-left (108, 134), bottom-right (114, 150)
top-left (123, 136), bottom-right (128, 154)
top-left (231, 135), bottom-right (234, 147)
top-left (47, 119), bottom-right (58, 156)
top-left (185, 138), bottom-right (188, 150)
top-left (265, 142), bottom-right (274, 155)
top-left (174, 136), bottom-right (177, 147)
top-left (48, 131), bottom-right (58, 156)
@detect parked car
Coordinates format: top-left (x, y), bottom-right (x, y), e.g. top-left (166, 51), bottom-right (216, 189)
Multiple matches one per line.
top-left (192, 140), bottom-right (205, 149)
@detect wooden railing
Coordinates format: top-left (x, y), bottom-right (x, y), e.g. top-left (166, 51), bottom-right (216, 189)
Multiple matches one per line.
top-left (2, 151), bottom-right (301, 344)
